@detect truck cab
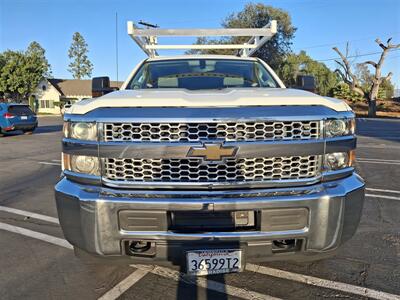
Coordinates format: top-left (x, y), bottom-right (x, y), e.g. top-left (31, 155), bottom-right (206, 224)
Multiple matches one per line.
top-left (55, 22), bottom-right (364, 276)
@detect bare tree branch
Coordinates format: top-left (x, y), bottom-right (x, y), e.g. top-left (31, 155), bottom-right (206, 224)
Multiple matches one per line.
top-left (364, 61), bottom-right (378, 68)
top-left (384, 72), bottom-right (393, 82)
top-left (375, 38), bottom-right (387, 50)
top-left (332, 45), bottom-right (364, 96)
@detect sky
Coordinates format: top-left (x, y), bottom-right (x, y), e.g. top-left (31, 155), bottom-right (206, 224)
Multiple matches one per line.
top-left (1, 0), bottom-right (399, 88)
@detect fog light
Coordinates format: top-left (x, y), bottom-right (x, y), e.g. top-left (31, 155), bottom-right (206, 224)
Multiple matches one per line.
top-left (325, 152), bottom-right (350, 170)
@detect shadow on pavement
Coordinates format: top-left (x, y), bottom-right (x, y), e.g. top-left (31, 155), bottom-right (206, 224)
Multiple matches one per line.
top-left (35, 124), bottom-right (63, 134)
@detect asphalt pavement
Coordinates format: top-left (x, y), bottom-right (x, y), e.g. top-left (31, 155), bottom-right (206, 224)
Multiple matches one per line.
top-left (0, 115), bottom-right (399, 300)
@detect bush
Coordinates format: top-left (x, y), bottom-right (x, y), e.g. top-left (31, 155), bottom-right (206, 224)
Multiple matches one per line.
top-left (331, 83), bottom-right (364, 102)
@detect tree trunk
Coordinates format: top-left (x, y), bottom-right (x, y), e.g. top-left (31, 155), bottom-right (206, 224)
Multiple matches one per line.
top-left (368, 98), bottom-right (376, 117)
top-left (368, 84), bottom-right (379, 117)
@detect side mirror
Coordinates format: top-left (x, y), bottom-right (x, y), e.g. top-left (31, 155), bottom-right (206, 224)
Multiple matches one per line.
top-left (92, 77), bottom-right (118, 97)
top-left (296, 75), bottom-right (316, 93)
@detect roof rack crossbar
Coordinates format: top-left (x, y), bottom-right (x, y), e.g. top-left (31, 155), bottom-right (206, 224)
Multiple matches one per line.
top-left (127, 20), bottom-right (277, 58)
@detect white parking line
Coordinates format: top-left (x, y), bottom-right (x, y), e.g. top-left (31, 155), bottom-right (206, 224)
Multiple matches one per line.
top-left (358, 160), bottom-right (400, 165)
top-left (98, 268), bottom-right (151, 300)
top-left (357, 158), bottom-right (400, 165)
top-left (1, 206), bottom-right (400, 300)
top-left (246, 264), bottom-right (400, 300)
top-left (366, 194), bottom-right (400, 201)
top-left (0, 221), bottom-right (279, 300)
top-left (366, 188), bottom-right (400, 194)
top-left (358, 158), bottom-right (400, 163)
top-left (132, 264), bottom-right (281, 300)
top-left (0, 222), bottom-right (72, 249)
top-left (0, 206), bottom-right (59, 224)
top-left (358, 145), bottom-right (400, 149)
top-left (38, 161), bottom-right (61, 166)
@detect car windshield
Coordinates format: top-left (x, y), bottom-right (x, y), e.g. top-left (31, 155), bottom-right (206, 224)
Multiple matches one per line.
top-left (126, 59), bottom-right (279, 90)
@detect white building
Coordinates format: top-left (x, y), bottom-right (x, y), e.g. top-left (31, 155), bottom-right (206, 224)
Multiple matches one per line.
top-left (34, 79), bottom-right (122, 114)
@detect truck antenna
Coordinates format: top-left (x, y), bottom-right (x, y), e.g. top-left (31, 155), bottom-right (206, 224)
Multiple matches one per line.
top-left (115, 12), bottom-right (119, 83)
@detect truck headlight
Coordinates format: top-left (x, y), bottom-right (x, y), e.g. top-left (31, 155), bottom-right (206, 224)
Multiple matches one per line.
top-left (324, 151), bottom-right (355, 170)
top-left (62, 153), bottom-right (100, 175)
top-left (325, 118), bottom-right (355, 137)
top-left (63, 122), bottom-right (97, 141)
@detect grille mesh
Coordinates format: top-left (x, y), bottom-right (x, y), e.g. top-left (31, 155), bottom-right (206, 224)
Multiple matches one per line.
top-left (104, 121), bottom-right (320, 142)
top-left (104, 155), bottom-right (321, 183)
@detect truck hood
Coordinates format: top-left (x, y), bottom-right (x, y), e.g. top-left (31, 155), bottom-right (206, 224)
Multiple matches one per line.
top-left (69, 88), bottom-right (350, 114)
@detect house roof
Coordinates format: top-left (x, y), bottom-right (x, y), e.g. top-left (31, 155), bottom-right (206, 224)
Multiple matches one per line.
top-left (48, 79), bottom-right (123, 97)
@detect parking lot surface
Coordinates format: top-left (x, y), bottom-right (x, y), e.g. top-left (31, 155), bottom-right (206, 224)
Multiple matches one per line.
top-left (0, 116), bottom-right (399, 300)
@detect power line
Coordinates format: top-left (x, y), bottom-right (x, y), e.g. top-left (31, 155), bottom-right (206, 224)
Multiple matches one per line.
top-left (298, 32), bottom-right (400, 50)
top-left (316, 49), bottom-right (400, 62)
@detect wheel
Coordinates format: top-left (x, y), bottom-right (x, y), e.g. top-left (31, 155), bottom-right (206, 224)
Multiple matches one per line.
top-left (0, 128), bottom-right (4, 137)
top-left (23, 127), bottom-right (36, 135)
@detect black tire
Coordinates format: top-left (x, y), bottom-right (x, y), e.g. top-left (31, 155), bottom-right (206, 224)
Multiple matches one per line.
top-left (23, 127), bottom-right (36, 135)
top-left (0, 128), bottom-right (4, 137)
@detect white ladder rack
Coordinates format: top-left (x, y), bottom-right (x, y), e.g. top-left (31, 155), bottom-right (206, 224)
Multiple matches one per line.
top-left (127, 21), bottom-right (277, 58)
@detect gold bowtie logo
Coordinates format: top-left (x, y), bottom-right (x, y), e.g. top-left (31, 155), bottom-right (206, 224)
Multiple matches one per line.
top-left (187, 143), bottom-right (238, 161)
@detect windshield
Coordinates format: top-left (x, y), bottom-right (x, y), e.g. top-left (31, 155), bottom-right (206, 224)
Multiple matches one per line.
top-left (126, 59), bottom-right (279, 90)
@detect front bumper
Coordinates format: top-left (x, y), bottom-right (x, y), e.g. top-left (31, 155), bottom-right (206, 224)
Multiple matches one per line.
top-left (55, 173), bottom-right (365, 265)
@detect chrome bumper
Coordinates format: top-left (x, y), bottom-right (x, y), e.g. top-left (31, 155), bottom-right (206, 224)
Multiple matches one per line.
top-left (55, 173), bottom-right (365, 264)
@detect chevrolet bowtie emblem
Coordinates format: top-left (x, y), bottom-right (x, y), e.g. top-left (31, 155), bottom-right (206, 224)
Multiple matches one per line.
top-left (187, 143), bottom-right (238, 161)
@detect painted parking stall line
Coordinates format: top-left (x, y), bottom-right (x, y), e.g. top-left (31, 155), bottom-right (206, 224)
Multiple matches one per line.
top-left (366, 194), bottom-right (400, 201)
top-left (132, 264), bottom-right (282, 300)
top-left (246, 264), bottom-right (400, 300)
top-left (0, 207), bottom-right (399, 300)
top-left (98, 268), bottom-right (151, 300)
top-left (0, 222), bottom-right (72, 249)
top-left (0, 210), bottom-right (279, 300)
top-left (357, 158), bottom-right (400, 165)
top-left (0, 205), bottom-right (59, 224)
top-left (38, 161), bottom-right (61, 166)
top-left (366, 188), bottom-right (400, 194)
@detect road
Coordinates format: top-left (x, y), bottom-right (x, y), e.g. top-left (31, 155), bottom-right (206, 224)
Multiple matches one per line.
top-left (0, 116), bottom-right (399, 300)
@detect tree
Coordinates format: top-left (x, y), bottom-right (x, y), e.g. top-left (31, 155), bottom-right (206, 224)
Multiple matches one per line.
top-left (189, 3), bottom-right (296, 70)
top-left (279, 51), bottom-right (339, 95)
top-left (354, 63), bottom-right (394, 100)
top-left (68, 32), bottom-right (93, 79)
top-left (333, 38), bottom-right (400, 117)
top-left (0, 41), bottom-right (51, 101)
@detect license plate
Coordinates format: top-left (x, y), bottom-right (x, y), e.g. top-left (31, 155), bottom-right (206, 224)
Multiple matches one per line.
top-left (21, 116), bottom-right (27, 120)
top-left (186, 249), bottom-right (242, 276)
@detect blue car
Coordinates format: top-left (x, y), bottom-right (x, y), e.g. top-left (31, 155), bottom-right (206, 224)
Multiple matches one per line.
top-left (0, 103), bottom-right (38, 136)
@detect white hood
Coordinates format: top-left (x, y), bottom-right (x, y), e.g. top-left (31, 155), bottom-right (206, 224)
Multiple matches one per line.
top-left (69, 88), bottom-right (351, 114)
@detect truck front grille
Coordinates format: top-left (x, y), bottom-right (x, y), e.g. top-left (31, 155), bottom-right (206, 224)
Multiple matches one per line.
top-left (104, 121), bottom-right (320, 142)
top-left (104, 155), bottom-right (321, 183)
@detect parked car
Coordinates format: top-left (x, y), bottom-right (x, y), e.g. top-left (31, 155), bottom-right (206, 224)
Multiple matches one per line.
top-left (0, 103), bottom-right (38, 136)
top-left (60, 102), bottom-right (72, 116)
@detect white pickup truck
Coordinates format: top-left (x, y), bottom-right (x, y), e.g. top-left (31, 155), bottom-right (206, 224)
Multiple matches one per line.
top-left (55, 22), bottom-right (365, 276)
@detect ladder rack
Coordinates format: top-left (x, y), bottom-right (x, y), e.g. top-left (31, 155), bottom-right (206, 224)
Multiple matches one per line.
top-left (127, 21), bottom-right (277, 58)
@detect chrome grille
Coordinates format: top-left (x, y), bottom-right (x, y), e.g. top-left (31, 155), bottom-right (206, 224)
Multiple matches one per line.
top-left (104, 155), bottom-right (321, 183)
top-left (104, 121), bottom-right (320, 142)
